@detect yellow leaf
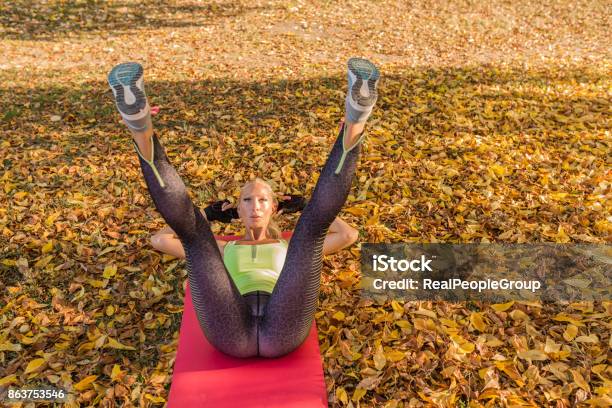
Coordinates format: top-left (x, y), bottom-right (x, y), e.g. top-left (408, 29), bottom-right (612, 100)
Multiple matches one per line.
top-left (145, 394), bottom-right (166, 403)
top-left (494, 361), bottom-right (525, 387)
top-left (336, 387), bottom-right (348, 404)
top-left (34, 255), bottom-right (54, 269)
top-left (592, 364), bottom-right (606, 375)
top-left (385, 350), bottom-right (406, 362)
top-left (470, 312), bottom-right (487, 332)
top-left (4, 183), bottom-right (16, 193)
top-left (106, 337), bottom-right (136, 351)
top-left (88, 279), bottom-right (108, 288)
top-left (160, 344), bottom-right (175, 353)
top-left (584, 396), bottom-right (612, 406)
top-left (490, 164), bottom-right (507, 177)
top-left (41, 240), bottom-right (54, 254)
top-left (0, 374), bottom-right (18, 386)
top-left (366, 213), bottom-right (379, 226)
top-left (517, 350), bottom-right (549, 361)
top-left (344, 206), bottom-right (368, 216)
top-left (478, 366), bottom-right (493, 379)
top-left (413, 308), bottom-right (437, 319)
top-left (111, 364), bottom-right (123, 382)
top-left (46, 374), bottom-right (59, 384)
top-left (373, 345), bottom-right (386, 370)
top-left (570, 369), bottom-right (590, 392)
top-left (20, 334), bottom-right (41, 345)
top-left (553, 313), bottom-right (585, 327)
top-left (450, 335), bottom-right (475, 354)
top-left (103, 265), bottom-right (117, 279)
top-left (352, 387), bottom-right (367, 402)
top-left (24, 358), bottom-right (45, 374)
top-left (485, 338), bottom-right (504, 347)
top-left (0, 342), bottom-right (22, 352)
top-left (563, 324), bottom-right (578, 341)
top-left (394, 320), bottom-right (410, 329)
top-left (509, 309), bottom-right (529, 321)
top-left (440, 318), bottom-right (458, 328)
top-left (106, 305), bottom-right (115, 316)
top-left (77, 341), bottom-right (95, 353)
top-left (74, 375), bottom-right (97, 391)
top-left (45, 212), bottom-right (60, 227)
top-left (391, 300), bottom-right (403, 314)
top-left (594, 220), bottom-right (611, 234)
top-left (555, 226), bottom-right (570, 243)
top-left (99, 246), bottom-right (118, 256)
top-left (94, 335), bottom-right (107, 349)
top-left (54, 341), bottom-right (71, 350)
top-left (575, 334), bottom-right (598, 343)
top-left (549, 192), bottom-right (568, 200)
top-left (332, 311), bottom-right (345, 321)
top-left (457, 341), bottom-right (475, 354)
top-left (491, 301), bottom-right (514, 312)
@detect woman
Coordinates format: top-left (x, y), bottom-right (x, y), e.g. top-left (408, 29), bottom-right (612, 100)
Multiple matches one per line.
top-left (107, 57), bottom-right (380, 358)
top-left (151, 179), bottom-right (359, 315)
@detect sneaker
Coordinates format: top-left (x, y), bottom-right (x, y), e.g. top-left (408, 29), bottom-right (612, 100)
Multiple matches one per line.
top-left (345, 57), bottom-right (380, 123)
top-left (107, 62), bottom-right (151, 131)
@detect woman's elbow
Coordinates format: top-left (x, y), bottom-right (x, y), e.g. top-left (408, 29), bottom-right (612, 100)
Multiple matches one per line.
top-left (345, 228), bottom-right (359, 245)
top-left (150, 234), bottom-right (165, 250)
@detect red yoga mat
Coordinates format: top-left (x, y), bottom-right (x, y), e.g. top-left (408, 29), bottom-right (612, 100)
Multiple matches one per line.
top-left (167, 232), bottom-right (328, 408)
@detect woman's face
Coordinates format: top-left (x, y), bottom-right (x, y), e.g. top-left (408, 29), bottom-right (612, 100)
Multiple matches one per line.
top-left (237, 182), bottom-right (277, 230)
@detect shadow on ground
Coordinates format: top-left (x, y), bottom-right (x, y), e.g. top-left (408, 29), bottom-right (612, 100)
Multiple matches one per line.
top-left (2, 64), bottom-right (608, 246)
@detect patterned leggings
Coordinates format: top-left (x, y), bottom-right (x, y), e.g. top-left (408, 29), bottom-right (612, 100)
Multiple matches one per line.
top-left (134, 120), bottom-right (362, 358)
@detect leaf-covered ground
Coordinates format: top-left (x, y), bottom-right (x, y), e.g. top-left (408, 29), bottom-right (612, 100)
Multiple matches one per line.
top-left (1, 1), bottom-right (610, 407)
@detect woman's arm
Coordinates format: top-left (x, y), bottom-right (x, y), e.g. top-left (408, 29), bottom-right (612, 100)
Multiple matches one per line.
top-left (321, 216), bottom-right (359, 256)
top-left (150, 209), bottom-right (224, 259)
top-left (150, 233), bottom-right (186, 259)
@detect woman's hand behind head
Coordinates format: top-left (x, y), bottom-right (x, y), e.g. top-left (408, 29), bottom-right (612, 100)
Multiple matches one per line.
top-left (277, 194), bottom-right (308, 214)
top-left (204, 200), bottom-right (239, 223)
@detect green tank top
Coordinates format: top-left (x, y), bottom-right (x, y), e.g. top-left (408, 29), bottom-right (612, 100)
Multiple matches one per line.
top-left (223, 239), bottom-right (289, 295)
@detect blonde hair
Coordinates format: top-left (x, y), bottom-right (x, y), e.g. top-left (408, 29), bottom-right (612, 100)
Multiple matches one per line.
top-left (239, 177), bottom-right (282, 239)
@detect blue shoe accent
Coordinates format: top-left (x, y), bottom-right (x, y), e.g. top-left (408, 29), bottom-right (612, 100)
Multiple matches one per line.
top-left (107, 62), bottom-right (149, 120)
top-left (345, 57), bottom-right (380, 123)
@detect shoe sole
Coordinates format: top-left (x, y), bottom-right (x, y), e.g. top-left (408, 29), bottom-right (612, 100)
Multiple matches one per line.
top-left (347, 57), bottom-right (380, 112)
top-left (108, 62), bottom-right (149, 118)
